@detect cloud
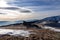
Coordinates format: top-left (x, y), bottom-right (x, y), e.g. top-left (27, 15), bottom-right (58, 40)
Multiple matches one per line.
top-left (0, 6), bottom-right (34, 21)
top-left (24, 5), bottom-right (60, 12)
top-left (8, 0), bottom-right (60, 6)
top-left (0, 0), bottom-right (10, 7)
top-left (0, 0), bottom-right (60, 21)
top-left (32, 10), bottom-right (60, 20)
top-left (6, 0), bottom-right (60, 19)
top-left (2, 0), bottom-right (60, 12)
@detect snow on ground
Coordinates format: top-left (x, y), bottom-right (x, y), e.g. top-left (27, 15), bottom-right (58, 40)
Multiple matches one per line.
top-left (43, 26), bottom-right (60, 32)
top-left (0, 29), bottom-right (32, 37)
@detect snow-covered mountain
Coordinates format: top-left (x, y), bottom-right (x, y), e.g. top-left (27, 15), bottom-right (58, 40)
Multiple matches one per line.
top-left (38, 16), bottom-right (60, 23)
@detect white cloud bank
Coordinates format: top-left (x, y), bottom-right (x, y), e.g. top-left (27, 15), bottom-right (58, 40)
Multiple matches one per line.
top-left (0, 7), bottom-right (35, 21)
top-left (0, 0), bottom-right (35, 21)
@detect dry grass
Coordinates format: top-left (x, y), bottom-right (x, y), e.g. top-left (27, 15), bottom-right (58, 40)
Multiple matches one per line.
top-left (0, 23), bottom-right (60, 40)
top-left (0, 29), bottom-right (60, 40)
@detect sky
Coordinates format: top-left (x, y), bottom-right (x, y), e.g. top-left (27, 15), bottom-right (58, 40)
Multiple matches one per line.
top-left (8, 0), bottom-right (60, 19)
top-left (0, 0), bottom-right (60, 20)
top-left (8, 0), bottom-right (60, 11)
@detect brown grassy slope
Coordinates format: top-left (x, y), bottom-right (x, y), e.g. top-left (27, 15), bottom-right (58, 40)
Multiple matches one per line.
top-left (0, 29), bottom-right (60, 40)
top-left (0, 23), bottom-right (60, 40)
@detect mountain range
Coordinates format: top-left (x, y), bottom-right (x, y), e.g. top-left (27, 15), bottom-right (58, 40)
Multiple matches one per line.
top-left (37, 15), bottom-right (60, 23)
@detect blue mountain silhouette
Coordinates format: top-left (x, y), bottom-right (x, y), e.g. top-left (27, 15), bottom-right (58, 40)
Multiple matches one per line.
top-left (38, 16), bottom-right (60, 23)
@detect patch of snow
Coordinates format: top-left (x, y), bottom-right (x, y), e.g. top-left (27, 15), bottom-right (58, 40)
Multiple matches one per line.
top-left (0, 29), bottom-right (31, 37)
top-left (44, 26), bottom-right (60, 32)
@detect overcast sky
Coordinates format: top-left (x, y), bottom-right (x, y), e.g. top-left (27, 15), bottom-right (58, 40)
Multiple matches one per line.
top-left (8, 0), bottom-right (60, 11)
top-left (7, 0), bottom-right (60, 19)
top-left (0, 0), bottom-right (60, 20)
